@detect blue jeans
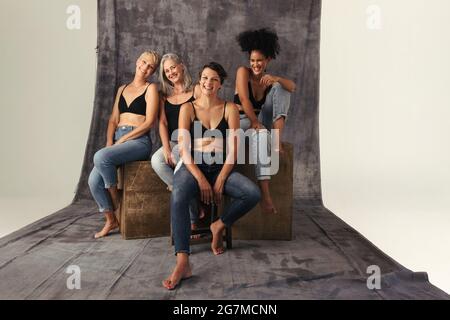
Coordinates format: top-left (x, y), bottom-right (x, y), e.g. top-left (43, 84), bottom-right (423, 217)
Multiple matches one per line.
top-left (240, 82), bottom-right (291, 180)
top-left (88, 126), bottom-right (152, 212)
top-left (151, 143), bottom-right (200, 224)
top-left (171, 162), bottom-right (261, 255)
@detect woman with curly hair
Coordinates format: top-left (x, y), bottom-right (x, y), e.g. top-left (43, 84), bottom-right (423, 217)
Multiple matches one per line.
top-left (234, 28), bottom-right (296, 214)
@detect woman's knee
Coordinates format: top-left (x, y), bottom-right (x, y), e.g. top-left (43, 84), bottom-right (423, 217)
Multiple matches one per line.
top-left (247, 184), bottom-right (261, 204)
top-left (271, 82), bottom-right (283, 90)
top-left (150, 149), bottom-right (164, 169)
top-left (88, 168), bottom-right (100, 189)
top-left (93, 148), bottom-right (109, 167)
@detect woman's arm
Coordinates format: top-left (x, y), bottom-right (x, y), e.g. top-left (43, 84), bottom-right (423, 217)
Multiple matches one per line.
top-left (106, 85), bottom-right (125, 146)
top-left (213, 103), bottom-right (240, 204)
top-left (158, 98), bottom-right (175, 166)
top-left (260, 74), bottom-right (296, 93)
top-left (236, 66), bottom-right (264, 130)
top-left (158, 98), bottom-right (170, 147)
top-left (115, 83), bottom-right (159, 143)
top-left (178, 103), bottom-right (213, 204)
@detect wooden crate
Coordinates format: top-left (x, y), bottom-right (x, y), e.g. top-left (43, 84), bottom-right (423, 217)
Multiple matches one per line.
top-left (118, 142), bottom-right (293, 241)
top-left (119, 162), bottom-right (171, 239)
top-left (232, 142), bottom-right (293, 240)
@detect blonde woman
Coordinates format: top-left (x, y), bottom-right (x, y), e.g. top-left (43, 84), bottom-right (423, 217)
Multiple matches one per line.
top-left (88, 51), bottom-right (160, 239)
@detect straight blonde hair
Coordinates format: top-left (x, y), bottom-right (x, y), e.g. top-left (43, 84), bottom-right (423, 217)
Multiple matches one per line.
top-left (139, 50), bottom-right (161, 66)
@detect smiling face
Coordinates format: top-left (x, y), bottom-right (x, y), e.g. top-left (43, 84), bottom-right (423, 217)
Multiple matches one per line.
top-left (199, 67), bottom-right (222, 96)
top-left (249, 50), bottom-right (271, 76)
top-left (136, 54), bottom-right (158, 79)
top-left (163, 59), bottom-right (184, 85)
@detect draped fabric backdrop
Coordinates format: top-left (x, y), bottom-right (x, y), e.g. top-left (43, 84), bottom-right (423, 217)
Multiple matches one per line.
top-left (74, 0), bottom-right (322, 204)
top-left (0, 0), bottom-right (447, 299)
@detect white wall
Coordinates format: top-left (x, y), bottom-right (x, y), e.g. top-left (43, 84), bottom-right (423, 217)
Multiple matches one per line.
top-left (321, 0), bottom-right (450, 294)
top-left (0, 0), bottom-right (96, 235)
top-left (0, 0), bottom-right (448, 295)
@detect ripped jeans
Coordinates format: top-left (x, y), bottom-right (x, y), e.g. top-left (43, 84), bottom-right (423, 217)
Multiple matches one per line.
top-left (240, 82), bottom-right (291, 180)
top-left (88, 126), bottom-right (151, 212)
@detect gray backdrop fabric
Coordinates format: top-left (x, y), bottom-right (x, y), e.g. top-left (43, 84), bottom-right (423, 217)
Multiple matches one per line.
top-left (74, 0), bottom-right (321, 203)
top-left (0, 0), bottom-right (448, 299)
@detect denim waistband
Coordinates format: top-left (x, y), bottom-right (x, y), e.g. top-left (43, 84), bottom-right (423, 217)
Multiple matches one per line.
top-left (117, 125), bottom-right (136, 130)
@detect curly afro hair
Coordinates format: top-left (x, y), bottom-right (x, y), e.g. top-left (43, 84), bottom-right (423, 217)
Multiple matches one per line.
top-left (236, 28), bottom-right (280, 59)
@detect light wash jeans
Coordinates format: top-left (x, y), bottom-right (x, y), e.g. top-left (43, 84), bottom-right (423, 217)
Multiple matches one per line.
top-left (88, 126), bottom-right (151, 212)
top-left (151, 142), bottom-right (199, 224)
top-left (171, 161), bottom-right (261, 255)
top-left (240, 82), bottom-right (291, 180)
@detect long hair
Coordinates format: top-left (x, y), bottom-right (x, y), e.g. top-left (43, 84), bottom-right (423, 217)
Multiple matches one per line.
top-left (159, 53), bottom-right (193, 98)
top-left (236, 28), bottom-right (280, 59)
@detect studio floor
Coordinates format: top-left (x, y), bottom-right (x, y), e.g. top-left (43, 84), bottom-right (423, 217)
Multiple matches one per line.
top-left (0, 199), bottom-right (447, 300)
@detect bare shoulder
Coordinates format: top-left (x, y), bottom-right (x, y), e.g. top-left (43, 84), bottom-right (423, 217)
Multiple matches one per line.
top-left (180, 101), bottom-right (194, 113)
top-left (225, 101), bottom-right (239, 117)
top-left (147, 82), bottom-right (158, 92)
top-left (236, 66), bottom-right (249, 75)
top-left (116, 84), bottom-right (126, 95)
top-left (236, 66), bottom-right (250, 84)
top-left (145, 82), bottom-right (159, 98)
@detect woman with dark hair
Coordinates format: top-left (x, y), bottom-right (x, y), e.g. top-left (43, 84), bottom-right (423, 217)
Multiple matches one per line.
top-left (162, 62), bottom-right (261, 290)
top-left (234, 28), bottom-right (296, 214)
top-left (88, 51), bottom-right (160, 239)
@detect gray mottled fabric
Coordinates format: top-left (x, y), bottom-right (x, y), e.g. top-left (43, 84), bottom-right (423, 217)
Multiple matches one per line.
top-left (0, 0), bottom-right (447, 299)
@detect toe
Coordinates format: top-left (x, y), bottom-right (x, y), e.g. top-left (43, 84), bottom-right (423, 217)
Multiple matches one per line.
top-left (162, 279), bottom-right (173, 290)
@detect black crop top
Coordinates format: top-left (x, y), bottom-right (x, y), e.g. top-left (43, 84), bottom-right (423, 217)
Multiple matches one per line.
top-left (118, 84), bottom-right (150, 116)
top-left (165, 94), bottom-right (195, 140)
top-left (189, 101), bottom-right (228, 163)
top-left (234, 82), bottom-right (272, 114)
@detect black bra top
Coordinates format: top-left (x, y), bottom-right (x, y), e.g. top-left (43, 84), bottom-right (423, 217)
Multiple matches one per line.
top-left (234, 81), bottom-right (272, 112)
top-left (189, 101), bottom-right (228, 139)
top-left (165, 94), bottom-right (195, 139)
top-left (189, 101), bottom-right (228, 161)
top-left (118, 84), bottom-right (150, 116)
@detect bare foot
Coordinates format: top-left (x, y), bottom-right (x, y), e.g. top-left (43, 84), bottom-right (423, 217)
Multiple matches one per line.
top-left (260, 197), bottom-right (278, 214)
top-left (162, 262), bottom-right (193, 290)
top-left (94, 219), bottom-right (119, 239)
top-left (190, 223), bottom-right (201, 240)
top-left (210, 219), bottom-right (225, 255)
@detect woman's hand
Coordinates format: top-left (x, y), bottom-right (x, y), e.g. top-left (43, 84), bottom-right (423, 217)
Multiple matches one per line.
top-left (213, 175), bottom-right (227, 205)
top-left (114, 137), bottom-right (126, 145)
top-left (106, 140), bottom-right (114, 147)
top-left (197, 176), bottom-right (213, 205)
top-left (251, 120), bottom-right (265, 131)
top-left (163, 146), bottom-right (176, 167)
top-left (260, 74), bottom-right (279, 87)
